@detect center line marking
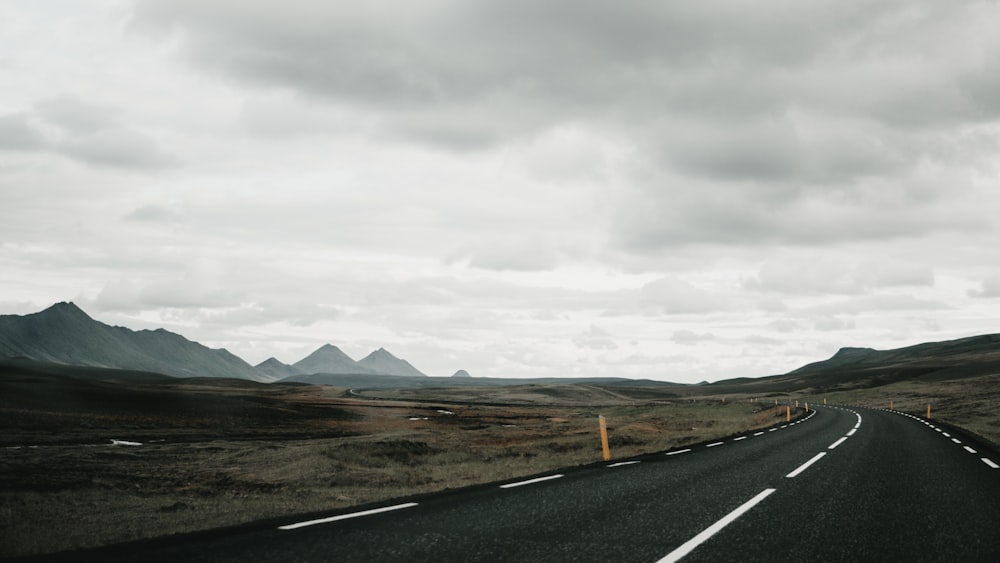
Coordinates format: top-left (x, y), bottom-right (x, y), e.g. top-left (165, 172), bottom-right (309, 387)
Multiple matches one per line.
top-left (753, 432), bottom-right (764, 436)
top-left (706, 442), bottom-right (724, 448)
top-left (982, 458), bottom-right (1000, 469)
top-left (786, 452), bottom-right (827, 478)
top-left (279, 502), bottom-right (419, 530)
top-left (666, 449), bottom-right (692, 456)
top-left (734, 436), bottom-right (747, 441)
top-left (656, 489), bottom-right (776, 563)
top-left (500, 474), bottom-right (564, 488)
top-left (828, 437), bottom-right (848, 450)
top-left (964, 446), bottom-right (977, 454)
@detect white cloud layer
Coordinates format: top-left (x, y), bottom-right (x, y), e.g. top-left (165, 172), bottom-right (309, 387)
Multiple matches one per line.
top-left (2, 0), bottom-right (1000, 381)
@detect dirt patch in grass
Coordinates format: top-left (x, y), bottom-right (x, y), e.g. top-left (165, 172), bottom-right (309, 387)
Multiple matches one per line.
top-left (0, 373), bottom-right (790, 557)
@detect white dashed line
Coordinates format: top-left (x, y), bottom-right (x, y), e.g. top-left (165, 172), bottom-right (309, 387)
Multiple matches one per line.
top-left (666, 448), bottom-right (692, 456)
top-left (656, 489), bottom-right (777, 563)
top-left (951, 438), bottom-right (962, 444)
top-left (500, 474), bottom-right (564, 489)
top-left (279, 502), bottom-right (419, 530)
top-left (943, 432), bottom-right (951, 438)
top-left (982, 458), bottom-right (999, 469)
top-left (607, 461), bottom-right (640, 468)
top-left (706, 442), bottom-right (724, 448)
top-left (828, 437), bottom-right (848, 450)
top-left (734, 436), bottom-right (747, 441)
top-left (786, 452), bottom-right (827, 478)
top-left (753, 432), bottom-right (765, 436)
top-left (964, 446), bottom-right (977, 454)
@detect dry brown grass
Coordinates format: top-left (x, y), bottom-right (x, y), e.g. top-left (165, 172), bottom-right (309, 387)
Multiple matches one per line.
top-left (788, 373), bottom-right (1000, 445)
top-left (0, 381), bottom-right (792, 558)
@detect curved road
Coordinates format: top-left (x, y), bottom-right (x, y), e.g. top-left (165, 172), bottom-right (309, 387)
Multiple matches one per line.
top-left (45, 406), bottom-right (1000, 562)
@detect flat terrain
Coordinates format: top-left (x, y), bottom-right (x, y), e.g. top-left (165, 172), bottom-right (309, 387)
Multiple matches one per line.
top-left (3, 359), bottom-right (998, 559)
top-left (1, 368), bottom-right (787, 558)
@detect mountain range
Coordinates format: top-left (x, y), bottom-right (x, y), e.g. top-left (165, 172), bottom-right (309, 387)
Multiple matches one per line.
top-left (2, 302), bottom-right (998, 390)
top-left (0, 302), bottom-right (433, 382)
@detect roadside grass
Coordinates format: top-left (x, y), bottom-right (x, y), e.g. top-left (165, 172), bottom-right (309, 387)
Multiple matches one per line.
top-left (765, 373), bottom-right (1000, 446)
top-left (0, 397), bottom-right (789, 557)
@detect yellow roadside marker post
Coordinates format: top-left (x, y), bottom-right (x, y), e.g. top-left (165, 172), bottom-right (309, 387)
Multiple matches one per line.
top-left (599, 415), bottom-right (611, 462)
top-left (927, 404), bottom-right (931, 419)
top-left (786, 406), bottom-right (791, 422)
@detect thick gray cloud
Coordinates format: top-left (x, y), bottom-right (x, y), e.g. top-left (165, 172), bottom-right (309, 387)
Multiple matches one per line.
top-left (3, 1), bottom-right (1000, 381)
top-left (0, 113), bottom-right (47, 150)
top-left (131, 0), bottom-right (1000, 252)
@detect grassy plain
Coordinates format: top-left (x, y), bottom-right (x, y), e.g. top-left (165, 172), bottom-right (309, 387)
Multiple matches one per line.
top-left (4, 367), bottom-right (997, 559)
top-left (1, 375), bottom-right (791, 558)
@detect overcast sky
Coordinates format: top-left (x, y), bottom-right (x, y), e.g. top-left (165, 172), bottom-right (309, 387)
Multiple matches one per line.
top-left (3, 1), bottom-right (999, 381)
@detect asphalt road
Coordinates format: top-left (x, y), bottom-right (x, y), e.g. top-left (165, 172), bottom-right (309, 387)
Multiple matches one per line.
top-left (39, 405), bottom-right (1000, 562)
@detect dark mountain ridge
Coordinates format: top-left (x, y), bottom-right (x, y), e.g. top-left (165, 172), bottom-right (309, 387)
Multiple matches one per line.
top-left (707, 333), bottom-right (1000, 394)
top-left (357, 347), bottom-right (427, 377)
top-left (292, 344), bottom-right (379, 376)
top-left (0, 302), bottom-right (270, 382)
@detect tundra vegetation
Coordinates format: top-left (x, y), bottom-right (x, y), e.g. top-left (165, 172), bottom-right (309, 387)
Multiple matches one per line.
top-left (2, 367), bottom-right (998, 557)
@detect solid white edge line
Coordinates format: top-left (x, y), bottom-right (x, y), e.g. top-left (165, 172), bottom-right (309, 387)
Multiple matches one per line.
top-left (499, 474), bottom-right (564, 489)
top-left (279, 502), bottom-right (419, 530)
top-left (656, 488), bottom-right (777, 563)
top-left (666, 449), bottom-right (692, 456)
top-left (786, 452), bottom-right (827, 478)
top-left (607, 461), bottom-right (641, 468)
top-left (846, 429), bottom-right (857, 437)
top-left (828, 437), bottom-right (849, 450)
top-left (982, 458), bottom-right (1000, 469)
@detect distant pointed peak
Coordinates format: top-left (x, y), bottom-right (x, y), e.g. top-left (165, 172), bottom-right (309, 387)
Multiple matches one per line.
top-left (40, 301), bottom-right (92, 319)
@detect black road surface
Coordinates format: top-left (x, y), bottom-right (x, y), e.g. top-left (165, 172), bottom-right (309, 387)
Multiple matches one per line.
top-left (35, 406), bottom-right (1000, 562)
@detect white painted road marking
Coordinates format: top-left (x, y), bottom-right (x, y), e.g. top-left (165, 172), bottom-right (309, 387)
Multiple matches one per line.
top-left (500, 474), bottom-right (564, 489)
top-left (706, 442), bottom-right (724, 448)
top-left (607, 461), bottom-right (640, 468)
top-left (964, 446), bottom-right (977, 454)
top-left (983, 458), bottom-right (1000, 469)
top-left (656, 489), bottom-right (777, 563)
top-left (753, 432), bottom-right (764, 436)
top-left (828, 437), bottom-right (848, 450)
top-left (786, 452), bottom-right (827, 478)
top-left (279, 502), bottom-right (419, 530)
top-left (846, 429), bottom-right (858, 436)
top-left (734, 436), bottom-right (747, 441)
top-left (666, 449), bottom-right (692, 456)
top-left (951, 438), bottom-right (962, 444)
